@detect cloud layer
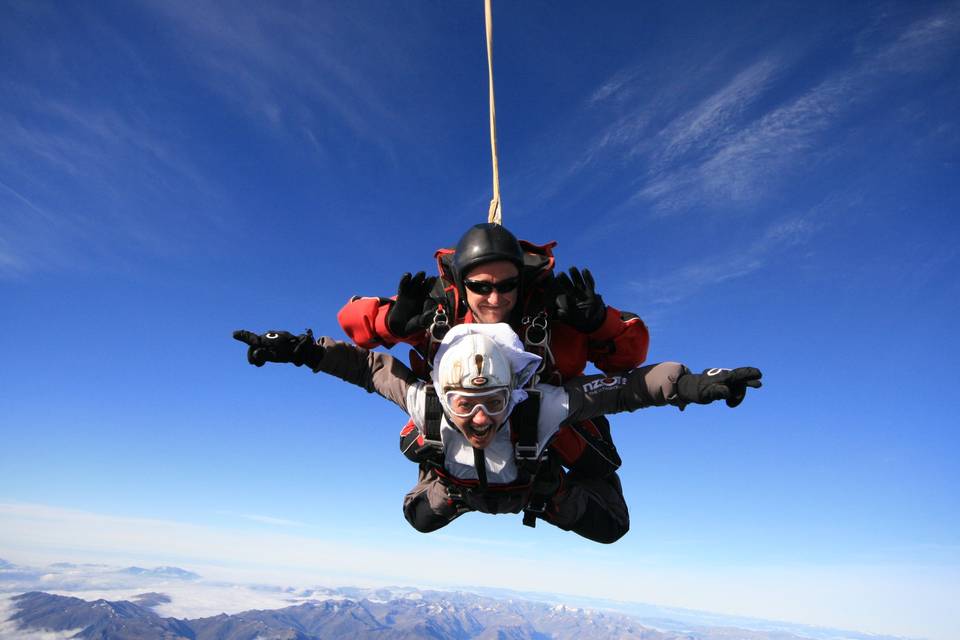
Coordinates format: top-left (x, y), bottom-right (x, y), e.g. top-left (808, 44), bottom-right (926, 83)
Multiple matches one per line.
top-left (2, 502), bottom-right (957, 639)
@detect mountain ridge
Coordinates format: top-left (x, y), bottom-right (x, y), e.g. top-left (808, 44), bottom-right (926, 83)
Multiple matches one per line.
top-left (6, 590), bottom-right (882, 640)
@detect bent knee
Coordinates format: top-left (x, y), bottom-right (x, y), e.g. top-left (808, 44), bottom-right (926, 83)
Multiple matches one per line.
top-left (575, 513), bottom-right (629, 544)
top-left (404, 498), bottom-right (455, 533)
top-left (592, 520), bottom-right (629, 544)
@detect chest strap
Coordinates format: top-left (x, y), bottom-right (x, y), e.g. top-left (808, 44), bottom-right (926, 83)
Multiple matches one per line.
top-left (510, 390), bottom-right (558, 528)
top-left (473, 447), bottom-right (489, 492)
top-left (510, 389), bottom-right (540, 461)
top-left (413, 387), bottom-right (444, 465)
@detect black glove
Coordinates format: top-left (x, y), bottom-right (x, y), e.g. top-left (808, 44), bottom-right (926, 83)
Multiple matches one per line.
top-left (552, 267), bottom-right (607, 334)
top-left (676, 367), bottom-right (763, 408)
top-left (386, 271), bottom-right (438, 337)
top-left (232, 329), bottom-right (324, 368)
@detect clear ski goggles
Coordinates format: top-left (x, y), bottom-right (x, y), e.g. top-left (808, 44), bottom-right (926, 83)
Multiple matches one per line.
top-left (442, 388), bottom-right (511, 418)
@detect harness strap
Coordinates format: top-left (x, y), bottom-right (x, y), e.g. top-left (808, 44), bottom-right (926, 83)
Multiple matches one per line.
top-left (521, 452), bottom-right (555, 528)
top-left (415, 387), bottom-right (444, 464)
top-left (509, 390), bottom-right (558, 528)
top-left (521, 312), bottom-right (551, 387)
top-left (473, 447), bottom-right (488, 493)
top-left (511, 390), bottom-right (540, 460)
top-left (415, 387), bottom-right (559, 527)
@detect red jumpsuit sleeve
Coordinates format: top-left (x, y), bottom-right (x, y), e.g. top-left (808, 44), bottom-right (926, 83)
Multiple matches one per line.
top-left (336, 296), bottom-right (427, 349)
top-left (585, 305), bottom-right (650, 373)
top-left (549, 323), bottom-right (590, 380)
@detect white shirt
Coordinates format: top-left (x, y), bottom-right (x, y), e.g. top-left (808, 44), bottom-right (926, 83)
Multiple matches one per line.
top-left (404, 382), bottom-right (570, 484)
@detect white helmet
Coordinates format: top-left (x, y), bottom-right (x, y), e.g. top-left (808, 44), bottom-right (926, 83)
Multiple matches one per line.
top-left (431, 324), bottom-right (542, 423)
top-left (435, 333), bottom-right (513, 392)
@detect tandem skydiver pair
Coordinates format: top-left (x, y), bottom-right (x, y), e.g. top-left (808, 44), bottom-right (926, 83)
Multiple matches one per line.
top-left (234, 223), bottom-right (761, 543)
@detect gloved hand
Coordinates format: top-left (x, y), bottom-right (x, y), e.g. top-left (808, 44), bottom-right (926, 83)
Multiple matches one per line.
top-left (386, 271), bottom-right (438, 337)
top-left (676, 367), bottom-right (763, 408)
top-left (232, 329), bottom-right (324, 368)
top-left (552, 267), bottom-right (607, 334)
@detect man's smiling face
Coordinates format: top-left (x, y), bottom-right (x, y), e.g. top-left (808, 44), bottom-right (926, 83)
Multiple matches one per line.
top-left (462, 260), bottom-right (520, 324)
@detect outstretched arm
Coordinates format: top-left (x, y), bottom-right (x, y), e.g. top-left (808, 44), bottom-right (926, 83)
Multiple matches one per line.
top-left (563, 363), bottom-right (762, 423)
top-left (312, 335), bottom-right (420, 409)
top-left (233, 329), bottom-right (420, 412)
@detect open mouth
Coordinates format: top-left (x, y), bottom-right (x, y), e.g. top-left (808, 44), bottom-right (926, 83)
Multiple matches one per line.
top-left (464, 423), bottom-right (493, 439)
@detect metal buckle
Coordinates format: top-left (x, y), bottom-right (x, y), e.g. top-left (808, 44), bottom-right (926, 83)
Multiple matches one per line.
top-left (523, 312), bottom-right (549, 347)
top-left (524, 500), bottom-right (547, 514)
top-left (521, 312), bottom-right (551, 385)
top-left (426, 306), bottom-right (450, 371)
top-left (429, 307), bottom-right (450, 342)
top-left (416, 438), bottom-right (443, 455)
top-left (514, 443), bottom-right (539, 460)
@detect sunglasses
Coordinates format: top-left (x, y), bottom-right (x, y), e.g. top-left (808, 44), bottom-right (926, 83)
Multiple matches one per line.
top-left (463, 276), bottom-right (520, 295)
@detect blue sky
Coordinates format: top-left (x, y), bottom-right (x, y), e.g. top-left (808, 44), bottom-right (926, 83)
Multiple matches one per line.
top-left (1, 1), bottom-right (958, 638)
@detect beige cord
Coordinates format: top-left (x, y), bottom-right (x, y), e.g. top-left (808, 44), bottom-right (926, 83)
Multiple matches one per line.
top-left (485, 0), bottom-right (502, 225)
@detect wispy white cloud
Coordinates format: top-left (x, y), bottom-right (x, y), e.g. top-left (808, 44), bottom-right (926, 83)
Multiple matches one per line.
top-left (0, 178), bottom-right (54, 221)
top-left (219, 511), bottom-right (307, 527)
top-left (541, 4), bottom-right (960, 305)
top-left (1, 97), bottom-right (216, 222)
top-left (871, 6), bottom-right (960, 73)
top-left (652, 58), bottom-right (782, 170)
top-left (629, 215), bottom-right (816, 309)
top-left (0, 502), bottom-right (579, 593)
top-left (587, 67), bottom-right (643, 107)
top-left (0, 1), bottom-right (431, 277)
top-left (3, 501), bottom-right (958, 639)
top-left (3, 555), bottom-right (958, 640)
top-left (138, 0), bottom-right (409, 157)
top-left (630, 64), bottom-right (845, 214)
top-left (687, 70), bottom-right (850, 206)
top-left (0, 561), bottom-right (337, 621)
top-left (574, 5), bottom-right (960, 219)
top-left (34, 99), bottom-right (213, 195)
top-left (0, 88), bottom-right (226, 276)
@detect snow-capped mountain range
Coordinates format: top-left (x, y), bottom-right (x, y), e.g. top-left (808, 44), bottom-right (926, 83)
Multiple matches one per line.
top-left (0, 558), bottom-right (916, 640)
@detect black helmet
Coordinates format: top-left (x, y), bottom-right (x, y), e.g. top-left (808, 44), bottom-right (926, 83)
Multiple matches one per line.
top-left (452, 223), bottom-right (524, 284)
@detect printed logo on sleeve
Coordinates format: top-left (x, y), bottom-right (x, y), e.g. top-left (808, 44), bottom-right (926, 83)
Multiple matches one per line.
top-left (582, 376), bottom-right (627, 394)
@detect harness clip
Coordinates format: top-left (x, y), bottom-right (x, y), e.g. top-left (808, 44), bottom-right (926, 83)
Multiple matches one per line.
top-left (524, 498), bottom-right (548, 514)
top-left (426, 306), bottom-right (451, 371)
top-left (523, 312), bottom-right (549, 347)
top-left (522, 499), bottom-right (547, 528)
top-left (429, 307), bottom-right (450, 342)
top-left (415, 438), bottom-right (443, 457)
top-left (514, 443), bottom-right (539, 460)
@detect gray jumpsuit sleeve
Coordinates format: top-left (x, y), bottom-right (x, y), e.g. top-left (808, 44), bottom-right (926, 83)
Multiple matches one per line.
top-left (309, 336), bottom-right (420, 413)
top-left (563, 362), bottom-right (691, 424)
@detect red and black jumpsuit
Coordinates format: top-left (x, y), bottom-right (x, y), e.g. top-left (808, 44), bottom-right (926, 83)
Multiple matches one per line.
top-left (336, 241), bottom-right (651, 476)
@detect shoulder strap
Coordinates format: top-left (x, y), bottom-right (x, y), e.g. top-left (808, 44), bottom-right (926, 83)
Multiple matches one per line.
top-left (410, 386), bottom-right (444, 466)
top-left (509, 389), bottom-right (558, 529)
top-left (422, 386), bottom-right (443, 445)
top-left (510, 389), bottom-right (541, 461)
